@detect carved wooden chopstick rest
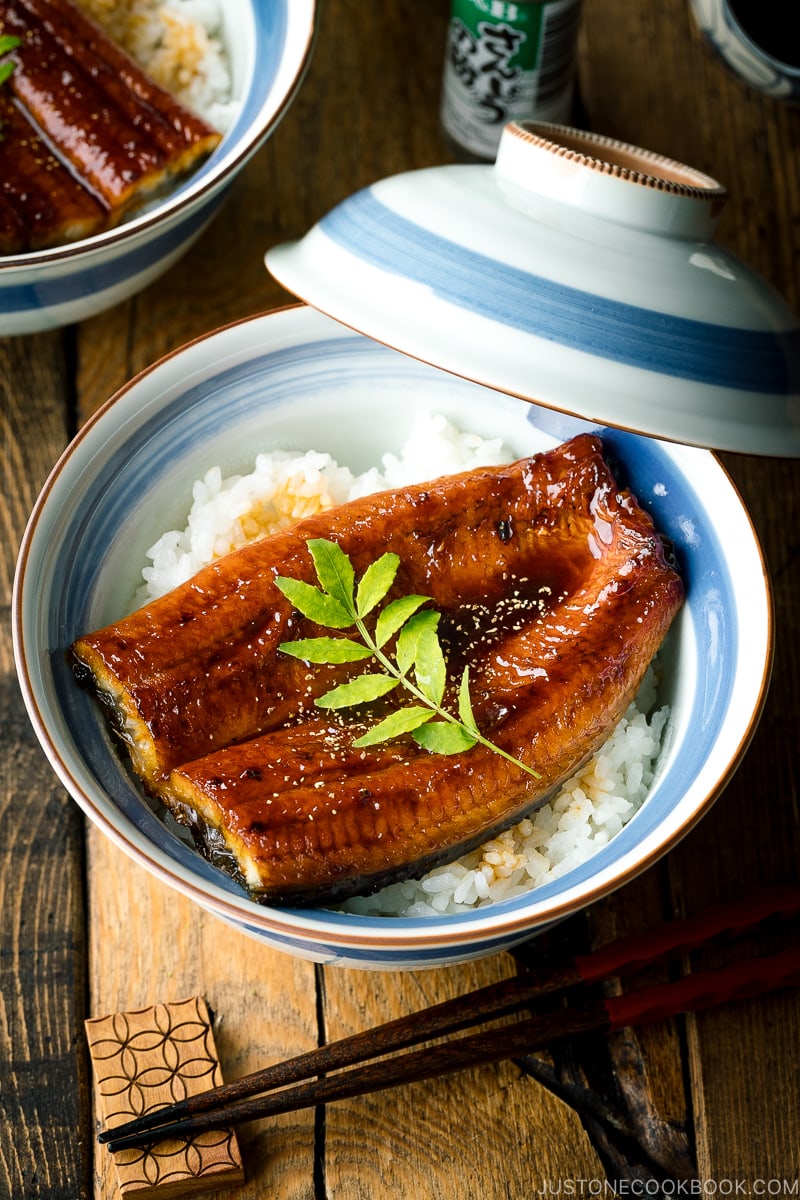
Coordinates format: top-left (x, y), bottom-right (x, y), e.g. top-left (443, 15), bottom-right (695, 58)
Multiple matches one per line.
top-left (85, 995), bottom-right (244, 1198)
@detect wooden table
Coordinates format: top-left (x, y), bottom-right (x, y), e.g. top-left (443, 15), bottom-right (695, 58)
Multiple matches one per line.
top-left (2, 2), bottom-right (799, 1196)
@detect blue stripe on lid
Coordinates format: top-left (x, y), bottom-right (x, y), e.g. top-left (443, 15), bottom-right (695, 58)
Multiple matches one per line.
top-left (320, 190), bottom-right (800, 395)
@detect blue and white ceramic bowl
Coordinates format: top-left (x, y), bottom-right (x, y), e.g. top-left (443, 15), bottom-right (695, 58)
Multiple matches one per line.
top-left (13, 305), bottom-right (772, 969)
top-left (690, 0), bottom-right (800, 102)
top-left (0, 0), bottom-right (315, 336)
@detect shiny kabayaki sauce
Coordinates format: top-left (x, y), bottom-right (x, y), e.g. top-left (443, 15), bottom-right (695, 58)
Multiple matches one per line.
top-left (73, 449), bottom-right (603, 784)
top-left (0, 0), bottom-right (221, 251)
top-left (73, 435), bottom-right (684, 906)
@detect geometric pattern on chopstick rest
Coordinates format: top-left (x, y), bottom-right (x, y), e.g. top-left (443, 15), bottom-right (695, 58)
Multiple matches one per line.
top-left (85, 996), bottom-right (245, 1199)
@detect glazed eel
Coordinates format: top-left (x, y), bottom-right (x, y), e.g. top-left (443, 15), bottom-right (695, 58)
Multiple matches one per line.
top-left (72, 434), bottom-right (684, 905)
top-left (0, 0), bottom-right (221, 252)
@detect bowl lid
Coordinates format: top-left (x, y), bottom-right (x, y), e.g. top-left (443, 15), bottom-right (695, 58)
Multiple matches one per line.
top-left (266, 122), bottom-right (800, 456)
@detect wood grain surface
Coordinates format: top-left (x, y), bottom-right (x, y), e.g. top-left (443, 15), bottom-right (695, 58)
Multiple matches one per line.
top-left (2, 1), bottom-right (799, 1197)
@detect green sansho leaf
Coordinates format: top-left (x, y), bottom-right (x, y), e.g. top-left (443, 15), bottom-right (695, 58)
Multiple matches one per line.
top-left (457, 666), bottom-right (479, 734)
top-left (0, 35), bottom-right (20, 89)
top-left (395, 609), bottom-right (440, 677)
top-left (316, 673), bottom-right (398, 709)
top-left (413, 621), bottom-right (446, 707)
top-left (353, 706), bottom-right (433, 748)
top-left (278, 636), bottom-right (371, 664)
top-left (356, 552), bottom-right (399, 618)
top-left (274, 575), bottom-right (352, 629)
top-left (308, 539), bottom-right (356, 612)
top-left (374, 594), bottom-right (430, 648)
top-left (412, 720), bottom-right (477, 755)
top-left (276, 540), bottom-right (540, 778)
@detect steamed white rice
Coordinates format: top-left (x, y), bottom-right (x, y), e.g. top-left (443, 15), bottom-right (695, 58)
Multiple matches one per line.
top-left (138, 412), bottom-right (669, 917)
top-left (77, 0), bottom-right (235, 130)
top-left (343, 681), bottom-right (666, 917)
top-left (138, 414), bottom-right (510, 601)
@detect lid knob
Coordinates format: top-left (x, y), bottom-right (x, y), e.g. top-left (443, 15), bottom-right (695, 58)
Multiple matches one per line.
top-left (496, 122), bottom-right (728, 240)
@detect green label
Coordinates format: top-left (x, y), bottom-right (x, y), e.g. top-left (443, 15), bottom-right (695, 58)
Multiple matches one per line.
top-left (441, 0), bottom-right (582, 158)
top-left (448, 0), bottom-right (546, 90)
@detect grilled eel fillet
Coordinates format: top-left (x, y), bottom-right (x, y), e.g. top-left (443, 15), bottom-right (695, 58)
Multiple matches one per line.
top-left (0, 90), bottom-right (107, 251)
top-left (0, 0), bottom-right (221, 252)
top-left (71, 434), bottom-right (684, 905)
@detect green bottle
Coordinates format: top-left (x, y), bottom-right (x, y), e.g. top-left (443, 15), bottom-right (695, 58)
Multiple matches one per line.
top-left (440, 0), bottom-right (584, 161)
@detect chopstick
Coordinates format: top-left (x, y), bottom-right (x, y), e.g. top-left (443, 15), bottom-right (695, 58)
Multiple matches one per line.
top-left (101, 883), bottom-right (800, 1154)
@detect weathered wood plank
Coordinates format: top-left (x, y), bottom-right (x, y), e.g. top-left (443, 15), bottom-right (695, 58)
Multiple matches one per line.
top-left (667, 452), bottom-right (800, 1182)
top-left (85, 826), bottom-right (319, 1200)
top-left (0, 331), bottom-right (92, 1200)
top-left (567, 873), bottom-right (695, 1182)
top-left (0, 334), bottom-right (72, 593)
top-left (579, 0), bottom-right (800, 1182)
top-left (321, 955), bottom-right (604, 1197)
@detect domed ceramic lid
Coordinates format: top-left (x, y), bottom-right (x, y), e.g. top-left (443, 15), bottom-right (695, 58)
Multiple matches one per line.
top-left (266, 122), bottom-right (800, 456)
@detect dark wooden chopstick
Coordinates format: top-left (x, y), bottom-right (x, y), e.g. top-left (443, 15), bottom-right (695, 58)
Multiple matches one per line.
top-left (101, 883), bottom-right (800, 1154)
top-left (104, 998), bottom-right (603, 1152)
top-left (104, 945), bottom-right (800, 1153)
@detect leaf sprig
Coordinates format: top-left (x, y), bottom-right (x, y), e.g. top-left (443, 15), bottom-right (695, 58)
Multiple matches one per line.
top-left (275, 538), bottom-right (539, 777)
top-left (0, 35), bottom-right (20, 88)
